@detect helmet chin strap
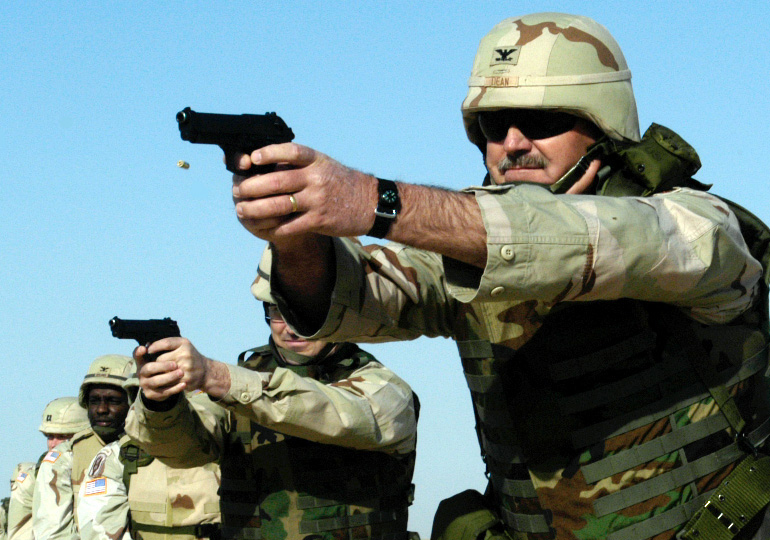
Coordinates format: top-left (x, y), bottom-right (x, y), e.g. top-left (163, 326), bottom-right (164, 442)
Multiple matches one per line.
top-left (482, 136), bottom-right (614, 193)
top-left (549, 140), bottom-right (611, 194)
top-left (271, 337), bottom-right (339, 366)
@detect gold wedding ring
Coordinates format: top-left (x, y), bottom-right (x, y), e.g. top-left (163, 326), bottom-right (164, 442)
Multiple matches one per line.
top-left (288, 194), bottom-right (299, 213)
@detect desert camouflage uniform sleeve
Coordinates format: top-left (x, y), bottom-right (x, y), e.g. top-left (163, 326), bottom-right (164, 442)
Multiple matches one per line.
top-left (270, 236), bottom-right (459, 343)
top-left (32, 445), bottom-right (77, 540)
top-left (219, 357), bottom-right (417, 454)
top-left (125, 391), bottom-right (227, 469)
top-left (458, 184), bottom-right (761, 323)
top-left (76, 442), bottom-right (130, 540)
top-left (270, 185), bottom-right (760, 340)
top-left (7, 464), bottom-right (35, 540)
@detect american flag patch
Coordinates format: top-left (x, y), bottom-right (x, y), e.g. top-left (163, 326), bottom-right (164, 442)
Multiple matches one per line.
top-left (43, 451), bottom-right (61, 463)
top-left (16, 472), bottom-right (28, 483)
top-left (84, 477), bottom-right (107, 496)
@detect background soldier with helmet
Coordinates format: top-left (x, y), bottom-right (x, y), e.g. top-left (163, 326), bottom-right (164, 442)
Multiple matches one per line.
top-left (124, 257), bottom-right (418, 540)
top-left (76, 389), bottom-right (222, 540)
top-left (8, 397), bottom-right (90, 540)
top-left (7, 464), bottom-right (34, 540)
top-left (33, 355), bottom-right (135, 540)
top-left (225, 12), bottom-right (770, 540)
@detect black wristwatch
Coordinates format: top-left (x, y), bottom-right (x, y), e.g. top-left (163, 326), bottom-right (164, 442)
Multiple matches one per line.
top-left (367, 178), bottom-right (400, 238)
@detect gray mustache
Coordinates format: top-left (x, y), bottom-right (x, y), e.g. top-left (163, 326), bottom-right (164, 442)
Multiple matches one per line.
top-left (497, 154), bottom-right (548, 173)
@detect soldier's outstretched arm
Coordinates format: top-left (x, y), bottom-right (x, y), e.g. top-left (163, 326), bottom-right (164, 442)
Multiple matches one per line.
top-left (230, 145), bottom-right (486, 327)
top-left (125, 390), bottom-right (227, 469)
top-left (220, 355), bottom-right (416, 454)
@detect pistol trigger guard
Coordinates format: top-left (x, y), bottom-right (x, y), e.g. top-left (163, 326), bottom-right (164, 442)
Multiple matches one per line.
top-left (143, 344), bottom-right (158, 363)
top-left (224, 148), bottom-right (244, 176)
top-left (226, 155), bottom-right (276, 177)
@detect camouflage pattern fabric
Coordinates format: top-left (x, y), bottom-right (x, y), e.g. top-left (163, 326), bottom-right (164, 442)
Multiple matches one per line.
top-left (126, 342), bottom-right (417, 540)
top-left (126, 343), bottom-right (417, 459)
top-left (8, 462), bottom-right (36, 540)
top-left (33, 428), bottom-right (108, 540)
top-left (76, 440), bottom-right (132, 540)
top-left (76, 423), bottom-right (221, 540)
top-left (1, 499), bottom-right (7, 540)
top-left (264, 184), bottom-right (767, 540)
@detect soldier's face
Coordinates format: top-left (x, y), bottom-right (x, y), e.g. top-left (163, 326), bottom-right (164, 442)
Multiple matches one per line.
top-left (44, 433), bottom-right (73, 451)
top-left (86, 385), bottom-right (130, 431)
top-left (268, 306), bottom-right (329, 360)
top-left (481, 109), bottom-right (599, 190)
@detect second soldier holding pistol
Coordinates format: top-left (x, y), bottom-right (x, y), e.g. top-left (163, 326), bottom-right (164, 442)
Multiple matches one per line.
top-left (122, 252), bottom-right (419, 540)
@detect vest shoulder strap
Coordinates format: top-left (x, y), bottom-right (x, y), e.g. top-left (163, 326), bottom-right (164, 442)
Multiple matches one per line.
top-left (118, 439), bottom-right (154, 491)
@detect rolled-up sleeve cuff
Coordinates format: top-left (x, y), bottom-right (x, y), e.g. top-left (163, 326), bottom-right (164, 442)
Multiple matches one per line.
top-left (447, 184), bottom-right (592, 304)
top-left (445, 185), bottom-right (530, 303)
top-left (271, 237), bottom-right (365, 340)
top-left (133, 394), bottom-right (190, 428)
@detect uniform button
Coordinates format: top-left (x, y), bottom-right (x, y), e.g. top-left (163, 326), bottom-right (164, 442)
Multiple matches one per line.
top-left (491, 286), bottom-right (504, 297)
top-left (500, 245), bottom-right (515, 261)
top-left (240, 392), bottom-right (250, 401)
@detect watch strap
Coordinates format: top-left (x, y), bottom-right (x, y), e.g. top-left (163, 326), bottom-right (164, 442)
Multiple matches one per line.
top-left (367, 178), bottom-right (400, 238)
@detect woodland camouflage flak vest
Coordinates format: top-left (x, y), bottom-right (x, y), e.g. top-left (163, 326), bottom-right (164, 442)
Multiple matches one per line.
top-left (440, 124), bottom-right (770, 540)
top-left (219, 343), bottom-right (416, 540)
top-left (119, 436), bottom-right (221, 540)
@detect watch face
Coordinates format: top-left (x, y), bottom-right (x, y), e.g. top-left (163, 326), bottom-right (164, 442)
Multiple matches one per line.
top-left (382, 189), bottom-right (398, 205)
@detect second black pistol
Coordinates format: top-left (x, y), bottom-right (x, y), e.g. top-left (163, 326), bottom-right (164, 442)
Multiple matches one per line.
top-left (109, 316), bottom-right (181, 361)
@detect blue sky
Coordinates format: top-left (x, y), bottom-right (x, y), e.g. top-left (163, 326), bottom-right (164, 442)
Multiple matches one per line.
top-left (2, 1), bottom-right (768, 536)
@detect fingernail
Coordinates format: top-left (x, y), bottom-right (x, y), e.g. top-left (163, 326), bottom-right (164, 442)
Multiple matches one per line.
top-left (252, 151), bottom-right (262, 164)
top-left (235, 204), bottom-right (244, 217)
top-left (233, 185), bottom-right (240, 197)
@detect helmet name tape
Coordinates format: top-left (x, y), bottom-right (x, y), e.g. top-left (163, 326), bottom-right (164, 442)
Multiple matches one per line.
top-left (491, 46), bottom-right (520, 66)
top-left (468, 69), bottom-right (631, 88)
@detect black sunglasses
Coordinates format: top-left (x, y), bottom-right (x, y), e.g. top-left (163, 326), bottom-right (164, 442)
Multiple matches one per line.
top-left (264, 304), bottom-right (285, 324)
top-left (478, 109), bottom-right (578, 141)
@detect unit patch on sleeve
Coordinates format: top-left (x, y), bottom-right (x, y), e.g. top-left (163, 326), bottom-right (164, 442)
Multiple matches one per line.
top-left (89, 453), bottom-right (107, 478)
top-left (84, 477), bottom-right (107, 496)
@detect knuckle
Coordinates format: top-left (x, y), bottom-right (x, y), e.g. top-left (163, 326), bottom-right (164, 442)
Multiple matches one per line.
top-left (266, 174), bottom-right (288, 194)
top-left (267, 196), bottom-right (286, 216)
top-left (289, 144), bottom-right (306, 161)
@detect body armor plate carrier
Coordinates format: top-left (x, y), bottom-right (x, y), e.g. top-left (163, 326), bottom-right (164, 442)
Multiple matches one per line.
top-left (219, 342), bottom-right (416, 540)
top-left (456, 124), bottom-right (770, 540)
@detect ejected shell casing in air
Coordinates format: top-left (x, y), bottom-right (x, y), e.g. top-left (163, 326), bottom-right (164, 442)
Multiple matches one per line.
top-left (177, 160), bottom-right (190, 169)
